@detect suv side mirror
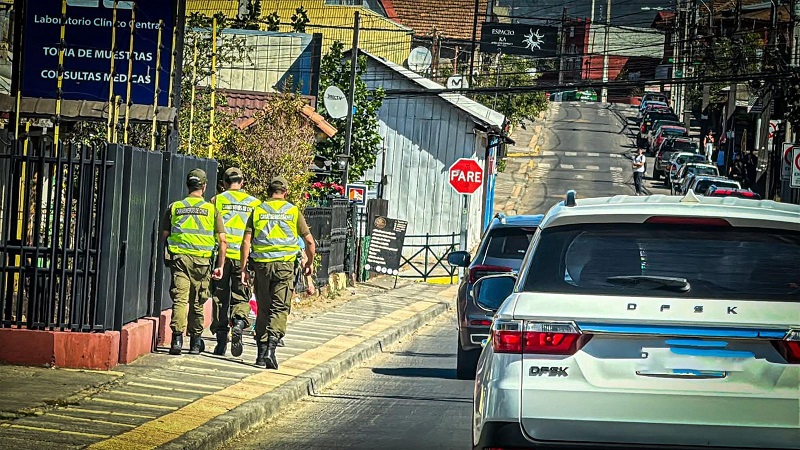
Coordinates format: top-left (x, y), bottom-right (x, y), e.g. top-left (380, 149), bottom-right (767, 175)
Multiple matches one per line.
top-left (472, 274), bottom-right (517, 311)
top-left (447, 251), bottom-right (471, 268)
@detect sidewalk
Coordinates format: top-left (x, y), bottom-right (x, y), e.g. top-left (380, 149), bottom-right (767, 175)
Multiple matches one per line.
top-left (0, 281), bottom-right (456, 449)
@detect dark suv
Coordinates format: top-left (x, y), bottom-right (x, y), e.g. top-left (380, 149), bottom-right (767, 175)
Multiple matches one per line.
top-left (447, 213), bottom-right (542, 379)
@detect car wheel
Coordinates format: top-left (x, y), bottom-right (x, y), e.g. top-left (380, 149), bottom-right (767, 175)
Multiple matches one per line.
top-left (456, 337), bottom-right (480, 380)
top-left (653, 169), bottom-right (662, 180)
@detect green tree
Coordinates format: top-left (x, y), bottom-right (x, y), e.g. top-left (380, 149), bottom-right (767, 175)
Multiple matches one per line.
top-left (473, 55), bottom-right (547, 125)
top-left (291, 6), bottom-right (309, 33)
top-left (265, 11), bottom-right (280, 31)
top-left (317, 41), bottom-right (385, 181)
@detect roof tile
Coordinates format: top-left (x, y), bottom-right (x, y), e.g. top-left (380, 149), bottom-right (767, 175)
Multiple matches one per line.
top-left (387, 0), bottom-right (488, 41)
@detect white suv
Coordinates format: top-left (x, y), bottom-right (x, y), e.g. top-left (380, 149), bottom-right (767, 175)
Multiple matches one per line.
top-left (472, 191), bottom-right (800, 450)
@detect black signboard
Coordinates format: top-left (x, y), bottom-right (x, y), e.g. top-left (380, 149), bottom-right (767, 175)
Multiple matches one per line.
top-left (20, 0), bottom-right (176, 105)
top-left (365, 216), bottom-right (407, 276)
top-left (480, 23), bottom-right (559, 57)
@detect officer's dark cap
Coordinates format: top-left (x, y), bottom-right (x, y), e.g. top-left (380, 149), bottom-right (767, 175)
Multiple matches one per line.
top-left (223, 167), bottom-right (243, 183)
top-left (186, 168), bottom-right (207, 187)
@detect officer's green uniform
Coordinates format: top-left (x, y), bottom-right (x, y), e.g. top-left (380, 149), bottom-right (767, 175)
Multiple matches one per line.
top-left (161, 182), bottom-right (225, 339)
top-left (211, 186), bottom-right (261, 334)
top-left (246, 197), bottom-right (310, 344)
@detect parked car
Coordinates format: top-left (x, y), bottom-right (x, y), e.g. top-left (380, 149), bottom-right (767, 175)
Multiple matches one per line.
top-left (638, 110), bottom-right (679, 148)
top-left (648, 124), bottom-right (688, 155)
top-left (678, 166), bottom-right (721, 195)
top-left (447, 213), bottom-right (542, 379)
top-left (641, 92), bottom-right (668, 106)
top-left (685, 175), bottom-right (741, 195)
top-left (639, 100), bottom-right (669, 116)
top-left (472, 190), bottom-right (800, 450)
top-left (672, 162), bottom-right (719, 195)
top-left (705, 186), bottom-right (761, 199)
top-left (666, 152), bottom-right (707, 187)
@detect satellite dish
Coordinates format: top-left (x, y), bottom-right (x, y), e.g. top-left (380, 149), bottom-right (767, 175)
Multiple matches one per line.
top-left (323, 86), bottom-right (348, 119)
top-left (407, 47), bottom-right (432, 73)
top-left (446, 75), bottom-right (469, 89)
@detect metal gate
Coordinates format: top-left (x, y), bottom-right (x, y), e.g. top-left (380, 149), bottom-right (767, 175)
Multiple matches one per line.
top-left (0, 137), bottom-right (115, 331)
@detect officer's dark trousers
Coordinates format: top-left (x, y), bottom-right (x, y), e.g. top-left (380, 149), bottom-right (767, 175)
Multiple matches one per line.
top-left (211, 258), bottom-right (251, 333)
top-left (169, 255), bottom-right (211, 336)
top-left (253, 260), bottom-right (295, 343)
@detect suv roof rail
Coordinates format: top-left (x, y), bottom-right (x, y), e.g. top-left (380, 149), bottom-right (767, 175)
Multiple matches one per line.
top-left (565, 190), bottom-right (577, 207)
top-left (494, 212), bottom-right (507, 224)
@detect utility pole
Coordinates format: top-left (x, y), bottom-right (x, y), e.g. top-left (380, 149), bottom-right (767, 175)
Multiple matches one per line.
top-left (601, 0), bottom-right (611, 103)
top-left (681, 0), bottom-right (694, 128)
top-left (342, 11), bottom-right (360, 187)
top-left (559, 7), bottom-right (568, 85)
top-left (468, 0), bottom-right (480, 85)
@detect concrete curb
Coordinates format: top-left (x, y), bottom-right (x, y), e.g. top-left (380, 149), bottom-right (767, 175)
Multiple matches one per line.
top-left (162, 293), bottom-right (455, 450)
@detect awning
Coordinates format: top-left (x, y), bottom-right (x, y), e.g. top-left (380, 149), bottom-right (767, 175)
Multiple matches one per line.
top-left (0, 94), bottom-right (177, 123)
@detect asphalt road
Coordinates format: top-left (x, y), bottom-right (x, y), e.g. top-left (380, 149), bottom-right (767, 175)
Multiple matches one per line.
top-left (517, 101), bottom-right (668, 215)
top-left (220, 314), bottom-right (473, 450)
top-left (220, 102), bottom-right (671, 450)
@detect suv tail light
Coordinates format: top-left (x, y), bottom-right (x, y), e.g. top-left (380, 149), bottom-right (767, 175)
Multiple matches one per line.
top-left (773, 330), bottom-right (800, 364)
top-left (469, 265), bottom-right (512, 284)
top-left (491, 320), bottom-right (589, 355)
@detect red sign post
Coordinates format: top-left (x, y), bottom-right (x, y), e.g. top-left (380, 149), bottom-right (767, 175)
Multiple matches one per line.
top-left (448, 158), bottom-right (484, 194)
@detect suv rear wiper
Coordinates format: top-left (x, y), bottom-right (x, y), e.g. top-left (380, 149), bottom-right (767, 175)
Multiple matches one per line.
top-left (606, 276), bottom-right (691, 293)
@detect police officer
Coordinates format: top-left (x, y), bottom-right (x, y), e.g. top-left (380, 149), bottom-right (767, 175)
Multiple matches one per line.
top-left (161, 169), bottom-right (227, 355)
top-left (210, 167), bottom-right (261, 357)
top-left (240, 176), bottom-right (315, 369)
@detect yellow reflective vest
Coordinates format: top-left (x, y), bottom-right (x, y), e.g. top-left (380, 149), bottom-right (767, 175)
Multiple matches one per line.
top-left (167, 197), bottom-right (217, 258)
top-left (216, 190), bottom-right (261, 260)
top-left (251, 199), bottom-right (301, 263)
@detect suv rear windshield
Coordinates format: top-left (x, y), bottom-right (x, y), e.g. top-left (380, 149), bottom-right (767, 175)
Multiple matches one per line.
top-left (695, 179), bottom-right (739, 193)
top-left (523, 224), bottom-right (800, 301)
top-left (481, 228), bottom-right (537, 262)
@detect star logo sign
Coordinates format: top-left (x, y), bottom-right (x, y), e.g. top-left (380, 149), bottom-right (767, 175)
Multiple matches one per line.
top-left (523, 29), bottom-right (545, 52)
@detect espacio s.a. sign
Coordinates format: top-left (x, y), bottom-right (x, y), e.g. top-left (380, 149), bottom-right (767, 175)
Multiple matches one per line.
top-left (20, 0), bottom-right (176, 106)
top-left (480, 22), bottom-right (558, 57)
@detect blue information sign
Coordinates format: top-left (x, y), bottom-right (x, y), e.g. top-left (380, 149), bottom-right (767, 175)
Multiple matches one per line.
top-left (22, 0), bottom-right (175, 106)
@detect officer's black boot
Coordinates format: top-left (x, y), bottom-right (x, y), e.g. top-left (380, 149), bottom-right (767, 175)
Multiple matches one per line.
top-left (230, 319), bottom-right (245, 357)
top-left (255, 342), bottom-right (268, 367)
top-left (169, 333), bottom-right (183, 355)
top-left (265, 337), bottom-right (280, 370)
top-left (188, 335), bottom-right (203, 355)
top-left (212, 330), bottom-right (228, 356)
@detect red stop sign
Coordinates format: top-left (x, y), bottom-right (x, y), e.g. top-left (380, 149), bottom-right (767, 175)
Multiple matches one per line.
top-left (449, 158), bottom-right (484, 194)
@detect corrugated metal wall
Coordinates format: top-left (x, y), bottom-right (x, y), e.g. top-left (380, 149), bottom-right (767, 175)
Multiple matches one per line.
top-left (361, 63), bottom-right (485, 251)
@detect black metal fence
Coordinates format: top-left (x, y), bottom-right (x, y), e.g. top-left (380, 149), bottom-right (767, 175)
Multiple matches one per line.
top-left (398, 233), bottom-right (459, 282)
top-left (0, 135), bottom-right (217, 332)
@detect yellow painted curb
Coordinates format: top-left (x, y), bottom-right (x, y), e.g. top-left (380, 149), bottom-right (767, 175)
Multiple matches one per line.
top-left (426, 276), bottom-right (459, 285)
top-left (87, 300), bottom-right (441, 450)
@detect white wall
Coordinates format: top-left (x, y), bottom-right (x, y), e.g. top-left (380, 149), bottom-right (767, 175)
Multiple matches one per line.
top-left (361, 62), bottom-right (485, 252)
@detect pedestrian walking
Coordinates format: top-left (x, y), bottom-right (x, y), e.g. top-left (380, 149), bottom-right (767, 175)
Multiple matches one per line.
top-left (703, 130), bottom-right (715, 163)
top-left (744, 148), bottom-right (758, 189)
top-left (161, 169), bottom-right (227, 356)
top-left (210, 167), bottom-right (262, 357)
top-left (729, 153), bottom-right (746, 186)
top-left (632, 147), bottom-right (646, 195)
top-left (240, 176), bottom-right (316, 369)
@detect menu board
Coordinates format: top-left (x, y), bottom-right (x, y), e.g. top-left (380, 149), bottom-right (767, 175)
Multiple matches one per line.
top-left (364, 216), bottom-right (407, 276)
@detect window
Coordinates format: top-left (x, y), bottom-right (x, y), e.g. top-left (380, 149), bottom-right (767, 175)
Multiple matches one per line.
top-left (482, 228), bottom-right (537, 262)
top-left (523, 224), bottom-right (800, 301)
top-left (569, 27), bottom-right (575, 38)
